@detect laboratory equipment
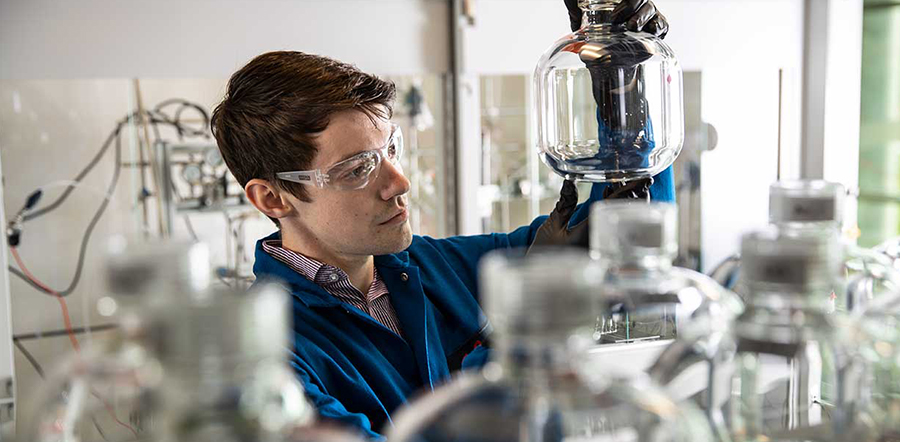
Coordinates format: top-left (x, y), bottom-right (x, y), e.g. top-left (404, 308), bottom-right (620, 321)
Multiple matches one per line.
top-left (710, 180), bottom-right (900, 313)
top-left (585, 201), bottom-right (741, 439)
top-left (533, 0), bottom-right (684, 183)
top-left (588, 201), bottom-right (741, 345)
top-left (656, 228), bottom-right (867, 442)
top-left (730, 229), bottom-right (866, 441)
top-left (387, 250), bottom-right (714, 442)
top-left (19, 242), bottom-right (317, 442)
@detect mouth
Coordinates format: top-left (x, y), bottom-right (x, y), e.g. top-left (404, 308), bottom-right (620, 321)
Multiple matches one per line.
top-left (380, 208), bottom-right (409, 226)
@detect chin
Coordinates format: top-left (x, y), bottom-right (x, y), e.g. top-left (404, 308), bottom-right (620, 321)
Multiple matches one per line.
top-left (378, 222), bottom-right (413, 254)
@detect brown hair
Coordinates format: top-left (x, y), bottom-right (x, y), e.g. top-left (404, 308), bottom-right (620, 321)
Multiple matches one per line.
top-left (211, 51), bottom-right (396, 224)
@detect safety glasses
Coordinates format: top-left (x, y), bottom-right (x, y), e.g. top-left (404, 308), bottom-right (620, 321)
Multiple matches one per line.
top-left (277, 124), bottom-right (404, 191)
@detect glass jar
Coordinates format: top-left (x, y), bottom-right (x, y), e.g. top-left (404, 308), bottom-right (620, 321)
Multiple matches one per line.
top-left (728, 229), bottom-right (867, 441)
top-left (533, 0), bottom-right (684, 182)
top-left (710, 180), bottom-right (900, 314)
top-left (386, 250), bottom-right (714, 442)
top-left (18, 242), bottom-right (322, 442)
top-left (659, 228), bottom-right (867, 442)
top-left (586, 201), bottom-right (742, 440)
top-left (588, 201), bottom-right (742, 345)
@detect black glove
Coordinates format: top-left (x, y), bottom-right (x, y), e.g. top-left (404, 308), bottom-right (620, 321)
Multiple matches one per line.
top-left (530, 180), bottom-right (590, 252)
top-left (564, 0), bottom-right (669, 37)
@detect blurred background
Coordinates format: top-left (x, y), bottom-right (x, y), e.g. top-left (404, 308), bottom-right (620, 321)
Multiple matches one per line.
top-left (0, 0), bottom-right (897, 438)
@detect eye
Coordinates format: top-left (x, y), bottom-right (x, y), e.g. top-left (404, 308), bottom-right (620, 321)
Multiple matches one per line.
top-left (349, 164), bottom-right (368, 178)
top-left (387, 143), bottom-right (397, 159)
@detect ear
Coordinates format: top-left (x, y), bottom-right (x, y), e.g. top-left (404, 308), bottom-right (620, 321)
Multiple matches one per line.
top-left (245, 179), bottom-right (294, 220)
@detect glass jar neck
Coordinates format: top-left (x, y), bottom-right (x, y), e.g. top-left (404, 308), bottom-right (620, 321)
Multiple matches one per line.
top-left (581, 1), bottom-right (625, 33)
top-left (605, 254), bottom-right (674, 275)
top-left (495, 341), bottom-right (586, 393)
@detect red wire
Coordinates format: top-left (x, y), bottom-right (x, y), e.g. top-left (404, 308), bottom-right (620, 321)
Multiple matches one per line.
top-left (9, 246), bottom-right (139, 437)
top-left (9, 246), bottom-right (80, 351)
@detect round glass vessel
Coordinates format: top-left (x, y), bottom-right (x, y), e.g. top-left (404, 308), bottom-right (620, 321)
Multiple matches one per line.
top-left (534, 0), bottom-right (684, 182)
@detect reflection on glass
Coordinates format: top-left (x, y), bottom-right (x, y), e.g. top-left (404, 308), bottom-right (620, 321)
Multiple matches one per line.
top-left (534, 0), bottom-right (683, 183)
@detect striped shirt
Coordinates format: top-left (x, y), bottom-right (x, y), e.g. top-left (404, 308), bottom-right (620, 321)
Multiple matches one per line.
top-left (261, 240), bottom-right (404, 338)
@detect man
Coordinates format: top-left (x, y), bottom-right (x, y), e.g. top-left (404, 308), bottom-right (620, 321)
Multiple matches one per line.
top-left (210, 1), bottom-right (670, 438)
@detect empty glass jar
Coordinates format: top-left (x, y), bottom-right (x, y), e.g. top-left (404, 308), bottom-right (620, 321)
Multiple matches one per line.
top-left (534, 0), bottom-right (684, 182)
top-left (386, 250), bottom-right (714, 442)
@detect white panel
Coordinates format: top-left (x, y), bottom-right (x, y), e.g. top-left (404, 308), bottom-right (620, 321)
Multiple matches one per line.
top-left (0, 152), bottom-right (15, 432)
top-left (701, 68), bottom-right (781, 272)
top-left (822, 0), bottom-right (863, 234)
top-left (461, 0), bottom-right (804, 74)
top-left (0, 0), bottom-right (450, 78)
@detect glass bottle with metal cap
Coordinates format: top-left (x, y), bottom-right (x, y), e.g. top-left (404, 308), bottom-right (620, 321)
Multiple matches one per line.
top-left (722, 229), bottom-right (862, 441)
top-left (19, 241), bottom-right (213, 442)
top-left (534, 0), bottom-right (684, 183)
top-left (710, 180), bottom-right (900, 314)
top-left (387, 250), bottom-right (714, 442)
top-left (19, 242), bottom-right (328, 442)
top-left (587, 201), bottom-right (742, 440)
top-left (588, 201), bottom-right (742, 346)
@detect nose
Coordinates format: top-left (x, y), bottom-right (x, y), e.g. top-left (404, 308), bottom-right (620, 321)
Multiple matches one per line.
top-left (377, 159), bottom-right (410, 201)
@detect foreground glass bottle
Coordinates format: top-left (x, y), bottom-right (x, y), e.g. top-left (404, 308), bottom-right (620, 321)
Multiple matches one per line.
top-left (534, 0), bottom-right (684, 182)
top-left (387, 250), bottom-right (714, 442)
top-left (656, 228), bottom-right (866, 442)
top-left (19, 242), bottom-right (326, 442)
top-left (710, 180), bottom-right (900, 313)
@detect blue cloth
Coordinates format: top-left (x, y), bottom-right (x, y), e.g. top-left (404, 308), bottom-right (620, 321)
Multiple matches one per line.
top-left (251, 172), bottom-right (674, 439)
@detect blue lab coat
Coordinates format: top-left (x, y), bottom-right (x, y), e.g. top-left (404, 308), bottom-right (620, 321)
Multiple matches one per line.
top-left (250, 172), bottom-right (675, 440)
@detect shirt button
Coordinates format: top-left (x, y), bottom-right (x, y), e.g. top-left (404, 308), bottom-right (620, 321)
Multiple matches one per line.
top-left (329, 274), bottom-right (338, 282)
top-left (400, 272), bottom-right (409, 282)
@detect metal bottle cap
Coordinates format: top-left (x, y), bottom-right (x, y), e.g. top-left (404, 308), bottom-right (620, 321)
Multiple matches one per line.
top-left (156, 284), bottom-right (290, 368)
top-left (768, 180), bottom-right (844, 225)
top-left (590, 201), bottom-right (678, 262)
top-left (741, 228), bottom-right (842, 295)
top-left (105, 240), bottom-right (211, 306)
top-left (479, 249), bottom-right (602, 341)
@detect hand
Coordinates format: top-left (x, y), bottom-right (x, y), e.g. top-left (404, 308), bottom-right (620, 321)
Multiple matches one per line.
top-left (564, 0), bottom-right (669, 37)
top-left (530, 180), bottom-right (590, 252)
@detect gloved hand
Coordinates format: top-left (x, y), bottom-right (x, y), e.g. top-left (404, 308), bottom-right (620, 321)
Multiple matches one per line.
top-left (530, 180), bottom-right (590, 251)
top-left (564, 0), bottom-right (669, 36)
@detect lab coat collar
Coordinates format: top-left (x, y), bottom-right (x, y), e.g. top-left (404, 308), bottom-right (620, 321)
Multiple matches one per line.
top-left (252, 232), bottom-right (413, 309)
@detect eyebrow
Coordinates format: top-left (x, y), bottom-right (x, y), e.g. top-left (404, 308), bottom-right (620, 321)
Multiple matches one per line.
top-left (330, 127), bottom-right (394, 165)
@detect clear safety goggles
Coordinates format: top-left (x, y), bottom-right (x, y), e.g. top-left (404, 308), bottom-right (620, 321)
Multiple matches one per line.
top-left (277, 124), bottom-right (404, 191)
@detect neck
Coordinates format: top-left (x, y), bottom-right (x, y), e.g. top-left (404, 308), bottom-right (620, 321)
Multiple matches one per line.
top-left (281, 226), bottom-right (375, 294)
top-left (496, 343), bottom-right (582, 393)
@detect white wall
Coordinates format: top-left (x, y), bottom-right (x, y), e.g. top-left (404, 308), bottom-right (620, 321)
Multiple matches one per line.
top-left (459, 0), bottom-right (805, 75)
top-left (0, 0), bottom-right (450, 79)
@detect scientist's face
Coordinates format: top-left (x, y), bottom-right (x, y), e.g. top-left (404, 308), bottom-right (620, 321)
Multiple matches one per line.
top-left (287, 110), bottom-right (412, 257)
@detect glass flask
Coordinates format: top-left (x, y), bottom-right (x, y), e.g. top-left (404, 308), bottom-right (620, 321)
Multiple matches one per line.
top-left (387, 250), bottom-right (714, 442)
top-left (710, 180), bottom-right (900, 314)
top-left (533, 0), bottom-right (684, 182)
top-left (839, 296), bottom-right (900, 441)
top-left (588, 201), bottom-right (742, 345)
top-left (667, 228), bottom-right (865, 442)
top-left (20, 242), bottom-right (321, 442)
top-left (18, 241), bottom-right (211, 442)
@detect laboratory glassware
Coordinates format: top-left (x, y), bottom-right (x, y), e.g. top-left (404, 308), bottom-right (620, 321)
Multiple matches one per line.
top-left (534, 0), bottom-right (684, 183)
top-left (387, 249), bottom-right (714, 442)
top-left (710, 180), bottom-right (900, 314)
